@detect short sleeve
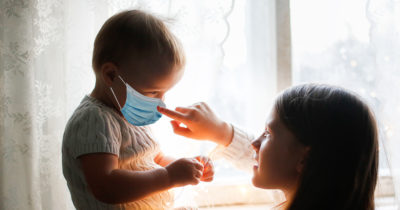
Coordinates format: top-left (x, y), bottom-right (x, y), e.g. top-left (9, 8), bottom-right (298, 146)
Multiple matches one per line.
top-left (209, 125), bottom-right (256, 172)
top-left (63, 106), bottom-right (121, 159)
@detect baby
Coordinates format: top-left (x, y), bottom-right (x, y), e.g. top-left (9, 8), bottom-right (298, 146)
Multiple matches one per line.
top-left (62, 10), bottom-right (214, 210)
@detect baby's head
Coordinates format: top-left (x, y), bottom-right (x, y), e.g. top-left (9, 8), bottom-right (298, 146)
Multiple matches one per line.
top-left (92, 10), bottom-right (185, 100)
top-left (252, 84), bottom-right (378, 209)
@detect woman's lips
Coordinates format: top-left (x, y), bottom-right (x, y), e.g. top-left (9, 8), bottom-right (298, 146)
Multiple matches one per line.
top-left (253, 152), bottom-right (259, 162)
top-left (253, 152), bottom-right (259, 170)
top-left (253, 164), bottom-right (259, 171)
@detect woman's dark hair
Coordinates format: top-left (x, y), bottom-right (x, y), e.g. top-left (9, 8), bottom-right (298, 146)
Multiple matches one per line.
top-left (275, 84), bottom-right (378, 210)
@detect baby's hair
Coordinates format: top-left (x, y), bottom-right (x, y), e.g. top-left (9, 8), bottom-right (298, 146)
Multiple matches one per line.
top-left (92, 10), bottom-right (185, 73)
top-left (275, 84), bottom-right (378, 210)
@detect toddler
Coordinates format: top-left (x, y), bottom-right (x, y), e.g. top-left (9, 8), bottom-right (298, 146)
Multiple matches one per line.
top-left (62, 10), bottom-right (214, 210)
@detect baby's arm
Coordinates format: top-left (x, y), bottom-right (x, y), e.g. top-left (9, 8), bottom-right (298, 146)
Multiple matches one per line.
top-left (79, 153), bottom-right (203, 204)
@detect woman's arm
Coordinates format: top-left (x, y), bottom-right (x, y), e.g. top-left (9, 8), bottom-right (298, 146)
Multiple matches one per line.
top-left (210, 126), bottom-right (256, 172)
top-left (157, 103), bottom-right (256, 172)
top-left (154, 151), bottom-right (175, 167)
top-left (157, 103), bottom-right (234, 146)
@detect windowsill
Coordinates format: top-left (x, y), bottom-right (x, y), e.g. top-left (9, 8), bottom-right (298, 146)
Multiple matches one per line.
top-left (200, 204), bottom-right (275, 210)
top-left (180, 174), bottom-right (396, 209)
top-left (198, 197), bottom-right (398, 210)
top-left (173, 178), bottom-right (284, 209)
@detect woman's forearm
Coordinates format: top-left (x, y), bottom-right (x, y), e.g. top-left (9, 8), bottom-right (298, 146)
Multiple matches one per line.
top-left (211, 126), bottom-right (256, 172)
top-left (155, 152), bottom-right (176, 167)
top-left (214, 122), bottom-right (234, 146)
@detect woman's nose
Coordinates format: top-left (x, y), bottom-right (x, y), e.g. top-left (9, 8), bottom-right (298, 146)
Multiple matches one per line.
top-left (251, 139), bottom-right (261, 152)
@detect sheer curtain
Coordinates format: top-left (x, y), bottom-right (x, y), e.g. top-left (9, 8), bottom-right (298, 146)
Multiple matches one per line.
top-left (0, 0), bottom-right (281, 209)
top-left (291, 0), bottom-right (400, 208)
top-left (367, 0), bottom-right (400, 206)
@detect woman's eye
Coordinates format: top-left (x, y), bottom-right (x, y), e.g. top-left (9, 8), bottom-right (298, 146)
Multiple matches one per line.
top-left (263, 131), bottom-right (271, 138)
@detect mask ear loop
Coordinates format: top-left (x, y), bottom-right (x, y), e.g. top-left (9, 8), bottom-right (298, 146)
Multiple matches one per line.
top-left (118, 75), bottom-right (126, 84)
top-left (109, 75), bottom-right (125, 110)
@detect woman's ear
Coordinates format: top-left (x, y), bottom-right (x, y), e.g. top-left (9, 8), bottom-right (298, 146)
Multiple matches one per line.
top-left (100, 62), bottom-right (118, 86)
top-left (296, 146), bottom-right (310, 173)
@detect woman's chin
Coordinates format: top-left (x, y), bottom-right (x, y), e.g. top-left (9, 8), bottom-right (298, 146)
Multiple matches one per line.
top-left (252, 172), bottom-right (273, 189)
top-left (252, 177), bottom-right (266, 189)
top-left (251, 173), bottom-right (264, 188)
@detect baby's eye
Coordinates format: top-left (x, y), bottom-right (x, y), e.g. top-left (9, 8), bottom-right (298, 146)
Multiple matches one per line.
top-left (147, 91), bottom-right (158, 95)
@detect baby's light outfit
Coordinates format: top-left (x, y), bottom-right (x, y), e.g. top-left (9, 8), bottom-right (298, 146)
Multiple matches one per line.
top-left (62, 95), bottom-right (173, 210)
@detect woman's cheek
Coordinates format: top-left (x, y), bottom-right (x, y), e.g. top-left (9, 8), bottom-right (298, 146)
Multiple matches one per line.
top-left (259, 143), bottom-right (271, 175)
top-left (253, 141), bottom-right (273, 188)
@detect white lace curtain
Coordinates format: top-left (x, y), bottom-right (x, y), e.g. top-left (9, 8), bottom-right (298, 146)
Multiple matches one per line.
top-left (0, 0), bottom-right (279, 209)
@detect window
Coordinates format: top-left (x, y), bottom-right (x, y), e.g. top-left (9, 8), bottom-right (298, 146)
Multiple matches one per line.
top-left (291, 0), bottom-right (398, 208)
top-left (2, 0), bottom-right (398, 209)
top-left (151, 0), bottom-right (282, 208)
top-left (63, 0), bottom-right (399, 209)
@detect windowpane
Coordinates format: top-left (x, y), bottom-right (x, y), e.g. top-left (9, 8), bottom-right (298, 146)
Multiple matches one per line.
top-left (150, 0), bottom-right (279, 207)
top-left (291, 0), bottom-right (399, 207)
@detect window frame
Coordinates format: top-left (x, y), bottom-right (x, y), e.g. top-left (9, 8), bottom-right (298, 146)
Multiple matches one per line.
top-left (188, 0), bottom-right (396, 207)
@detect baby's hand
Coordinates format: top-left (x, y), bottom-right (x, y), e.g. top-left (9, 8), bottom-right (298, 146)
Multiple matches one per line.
top-left (165, 158), bottom-right (204, 187)
top-left (195, 156), bottom-right (214, 182)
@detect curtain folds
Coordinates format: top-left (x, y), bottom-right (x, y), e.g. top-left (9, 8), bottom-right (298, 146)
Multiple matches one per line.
top-left (1, 0), bottom-right (278, 209)
top-left (2, 0), bottom-right (397, 209)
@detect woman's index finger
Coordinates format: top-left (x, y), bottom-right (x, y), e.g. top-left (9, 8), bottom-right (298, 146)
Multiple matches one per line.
top-left (157, 106), bottom-right (188, 122)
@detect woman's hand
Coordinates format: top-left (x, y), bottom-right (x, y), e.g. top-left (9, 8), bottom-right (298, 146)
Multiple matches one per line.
top-left (195, 156), bottom-right (214, 182)
top-left (157, 102), bottom-right (234, 146)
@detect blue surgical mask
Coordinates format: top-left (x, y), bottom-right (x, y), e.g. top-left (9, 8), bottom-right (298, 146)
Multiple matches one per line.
top-left (109, 76), bottom-right (166, 126)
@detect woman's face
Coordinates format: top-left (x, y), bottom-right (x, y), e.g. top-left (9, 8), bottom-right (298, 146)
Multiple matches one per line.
top-left (251, 109), bottom-right (308, 192)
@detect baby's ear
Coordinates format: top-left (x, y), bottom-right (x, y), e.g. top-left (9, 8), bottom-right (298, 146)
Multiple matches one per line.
top-left (101, 62), bottom-right (118, 86)
top-left (296, 146), bottom-right (310, 173)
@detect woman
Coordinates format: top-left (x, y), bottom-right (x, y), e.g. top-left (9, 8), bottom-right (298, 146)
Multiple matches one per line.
top-left (158, 84), bottom-right (378, 209)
